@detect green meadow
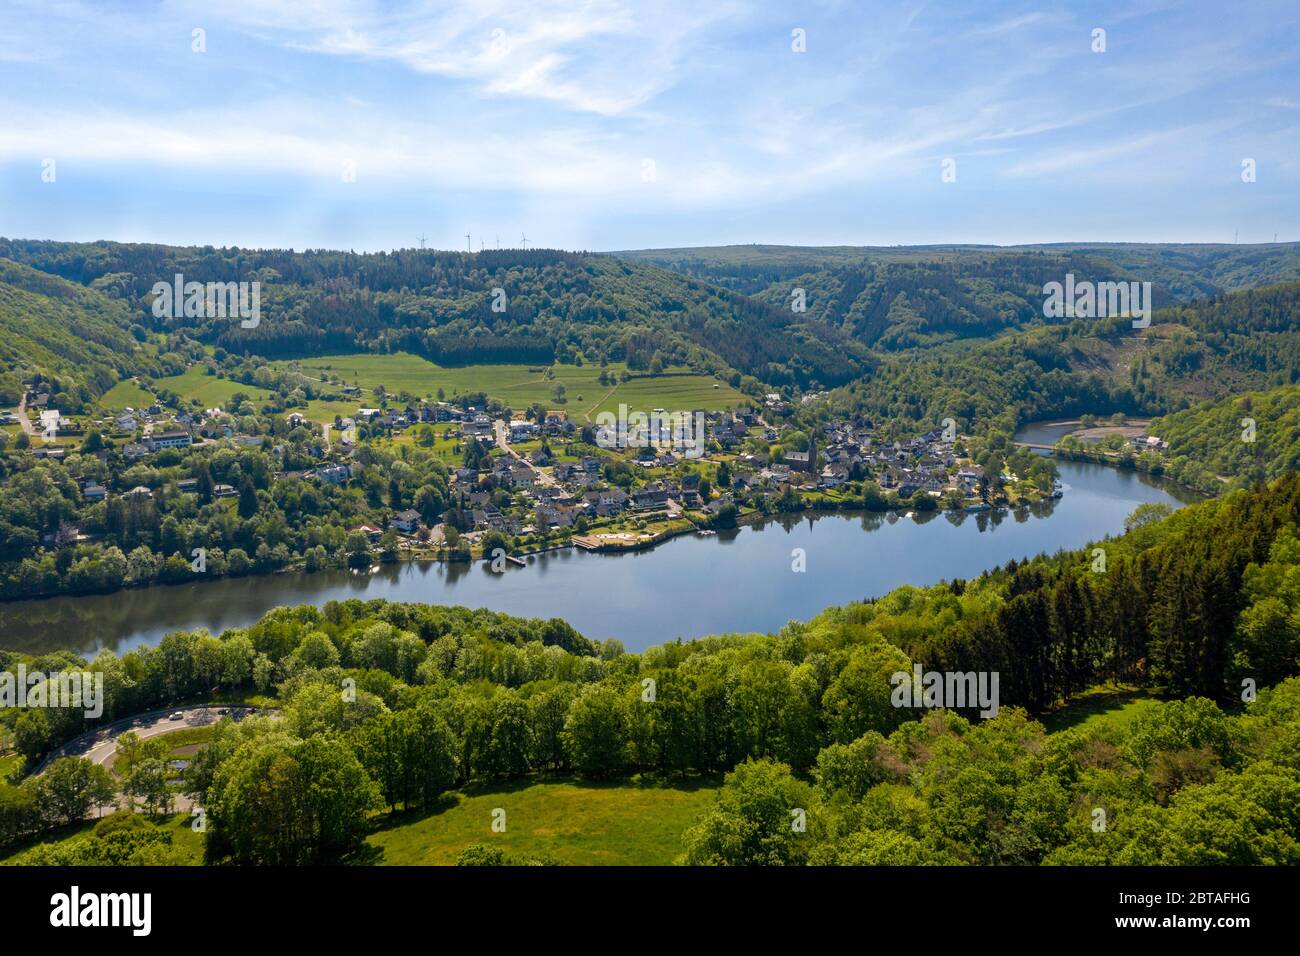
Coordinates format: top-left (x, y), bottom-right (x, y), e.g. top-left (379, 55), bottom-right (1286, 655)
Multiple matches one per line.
top-left (153, 367), bottom-right (274, 409)
top-left (368, 776), bottom-right (720, 866)
top-left (97, 378), bottom-right (156, 411)
top-left (276, 352), bottom-right (746, 422)
top-left (1041, 684), bottom-right (1158, 735)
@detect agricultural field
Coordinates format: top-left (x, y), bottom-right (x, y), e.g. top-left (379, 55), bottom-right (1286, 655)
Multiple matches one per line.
top-left (152, 367), bottom-right (273, 409)
top-left (279, 352), bottom-right (557, 403)
top-left (586, 373), bottom-right (747, 419)
top-left (276, 352), bottom-right (746, 422)
top-left (368, 776), bottom-right (720, 866)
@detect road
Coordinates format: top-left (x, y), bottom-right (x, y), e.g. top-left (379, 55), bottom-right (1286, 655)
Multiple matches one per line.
top-left (15, 391), bottom-right (35, 438)
top-left (35, 705), bottom-right (265, 818)
top-left (36, 704), bottom-right (262, 775)
top-left (493, 419), bottom-right (559, 487)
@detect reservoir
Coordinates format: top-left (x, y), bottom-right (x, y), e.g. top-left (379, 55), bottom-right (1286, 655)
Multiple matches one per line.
top-left (0, 447), bottom-right (1197, 657)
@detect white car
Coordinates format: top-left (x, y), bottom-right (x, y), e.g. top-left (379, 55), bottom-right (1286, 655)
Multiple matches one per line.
top-left (169, 711), bottom-right (184, 720)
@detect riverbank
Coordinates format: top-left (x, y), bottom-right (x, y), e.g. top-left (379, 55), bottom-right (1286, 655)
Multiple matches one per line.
top-left (0, 458), bottom-right (1192, 658)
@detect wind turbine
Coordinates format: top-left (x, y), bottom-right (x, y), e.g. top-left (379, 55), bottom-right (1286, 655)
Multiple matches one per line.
top-left (520, 233), bottom-right (528, 250)
top-left (465, 231), bottom-right (471, 253)
top-left (418, 233), bottom-right (426, 250)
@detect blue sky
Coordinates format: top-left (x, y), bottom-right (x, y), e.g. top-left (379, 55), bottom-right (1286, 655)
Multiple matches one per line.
top-left (1, 0), bottom-right (1297, 252)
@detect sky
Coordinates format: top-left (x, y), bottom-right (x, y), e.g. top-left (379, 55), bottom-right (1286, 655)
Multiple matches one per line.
top-left (0, 0), bottom-right (1297, 252)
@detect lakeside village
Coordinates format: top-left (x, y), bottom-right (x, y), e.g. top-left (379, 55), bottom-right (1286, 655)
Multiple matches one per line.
top-left (4, 381), bottom-right (1171, 569)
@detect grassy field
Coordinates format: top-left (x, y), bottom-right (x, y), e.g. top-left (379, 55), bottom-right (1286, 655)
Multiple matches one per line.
top-left (153, 367), bottom-right (273, 408)
top-left (302, 398), bottom-right (361, 425)
top-left (587, 374), bottom-right (746, 419)
top-left (0, 752), bottom-right (23, 781)
top-left (280, 352), bottom-right (557, 402)
top-left (1042, 684), bottom-right (1158, 735)
top-left (276, 353), bottom-right (746, 421)
top-left (0, 812), bottom-right (205, 866)
top-left (368, 776), bottom-right (720, 866)
top-left (97, 378), bottom-right (156, 411)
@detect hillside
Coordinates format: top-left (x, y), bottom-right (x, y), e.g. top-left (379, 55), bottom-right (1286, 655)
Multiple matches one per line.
top-left (0, 259), bottom-right (148, 410)
top-left (0, 240), bottom-right (873, 391)
top-left (790, 281), bottom-right (1300, 444)
top-left (617, 242), bottom-right (1300, 300)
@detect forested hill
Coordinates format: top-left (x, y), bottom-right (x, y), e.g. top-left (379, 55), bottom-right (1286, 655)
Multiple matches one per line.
top-left (618, 243), bottom-right (1300, 352)
top-left (617, 242), bottom-right (1300, 299)
top-left (0, 258), bottom-right (152, 409)
top-left (0, 239), bottom-right (872, 390)
top-left (789, 279), bottom-right (1300, 444)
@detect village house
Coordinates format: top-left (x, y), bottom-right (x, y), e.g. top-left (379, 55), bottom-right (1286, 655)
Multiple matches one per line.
top-left (80, 481), bottom-right (108, 502)
top-left (147, 430), bottom-right (192, 451)
top-left (315, 463), bottom-right (351, 485)
top-left (350, 523), bottom-right (383, 543)
top-left (632, 485), bottom-right (669, 511)
top-left (392, 509), bottom-right (422, 534)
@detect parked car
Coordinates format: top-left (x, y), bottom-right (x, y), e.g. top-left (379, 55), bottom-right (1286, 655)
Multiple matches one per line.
top-left (169, 711), bottom-right (184, 720)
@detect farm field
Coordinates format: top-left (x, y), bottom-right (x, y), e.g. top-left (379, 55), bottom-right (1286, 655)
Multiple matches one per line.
top-left (586, 374), bottom-right (746, 419)
top-left (368, 776), bottom-right (720, 866)
top-left (277, 352), bottom-right (558, 403)
top-left (275, 353), bottom-right (746, 421)
top-left (153, 367), bottom-right (273, 409)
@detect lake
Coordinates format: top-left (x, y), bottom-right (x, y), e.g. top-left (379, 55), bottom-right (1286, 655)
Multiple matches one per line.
top-left (0, 451), bottom-right (1198, 657)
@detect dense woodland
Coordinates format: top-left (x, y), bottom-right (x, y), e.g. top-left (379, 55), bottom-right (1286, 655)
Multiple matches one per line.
top-left (0, 240), bottom-right (872, 391)
top-left (4, 476), bottom-right (1300, 864)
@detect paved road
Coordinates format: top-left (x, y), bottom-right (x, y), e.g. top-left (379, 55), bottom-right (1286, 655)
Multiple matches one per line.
top-left (37, 705), bottom-right (265, 818)
top-left (36, 705), bottom-right (261, 775)
top-left (494, 419), bottom-right (559, 487)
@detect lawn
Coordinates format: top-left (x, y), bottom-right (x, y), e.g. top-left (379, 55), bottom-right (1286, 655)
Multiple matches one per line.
top-left (1041, 684), bottom-right (1159, 735)
top-left (368, 776), bottom-right (720, 866)
top-left (153, 367), bottom-right (273, 409)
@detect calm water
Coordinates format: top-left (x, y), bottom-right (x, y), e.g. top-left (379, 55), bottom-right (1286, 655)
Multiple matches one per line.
top-left (0, 452), bottom-right (1197, 657)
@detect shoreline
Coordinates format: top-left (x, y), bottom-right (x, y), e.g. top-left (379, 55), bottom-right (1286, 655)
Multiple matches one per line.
top-left (0, 451), bottom-right (1204, 608)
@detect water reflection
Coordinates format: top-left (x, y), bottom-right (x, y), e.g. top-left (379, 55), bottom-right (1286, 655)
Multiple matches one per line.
top-left (0, 457), bottom-right (1196, 657)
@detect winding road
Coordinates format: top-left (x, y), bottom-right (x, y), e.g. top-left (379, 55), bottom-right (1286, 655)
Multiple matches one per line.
top-left (36, 704), bottom-right (262, 775)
